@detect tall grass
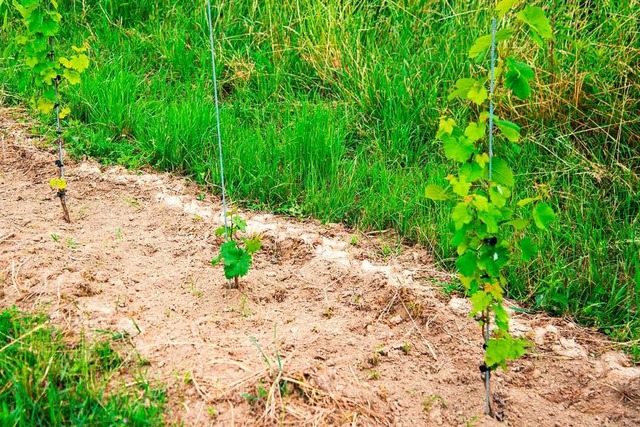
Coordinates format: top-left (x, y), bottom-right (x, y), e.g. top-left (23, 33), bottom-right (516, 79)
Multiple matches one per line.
top-left (0, 0), bottom-right (638, 348)
top-left (0, 307), bottom-right (167, 425)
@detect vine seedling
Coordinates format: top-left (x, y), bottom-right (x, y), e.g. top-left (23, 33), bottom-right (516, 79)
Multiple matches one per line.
top-left (426, 0), bottom-right (555, 416)
top-left (11, 0), bottom-right (90, 222)
top-left (211, 211), bottom-right (262, 288)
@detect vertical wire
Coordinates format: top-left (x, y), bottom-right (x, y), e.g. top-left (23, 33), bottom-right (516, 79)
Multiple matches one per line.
top-left (206, 0), bottom-right (229, 239)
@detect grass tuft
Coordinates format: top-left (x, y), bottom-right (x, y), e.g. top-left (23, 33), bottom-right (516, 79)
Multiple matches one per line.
top-left (0, 307), bottom-right (167, 426)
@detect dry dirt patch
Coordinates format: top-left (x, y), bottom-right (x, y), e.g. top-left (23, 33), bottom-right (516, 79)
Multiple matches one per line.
top-left (1, 108), bottom-right (638, 426)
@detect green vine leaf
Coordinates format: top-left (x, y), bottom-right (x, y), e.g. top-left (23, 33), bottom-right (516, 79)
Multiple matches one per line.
top-left (506, 218), bottom-right (529, 230)
top-left (457, 250), bottom-right (478, 277)
top-left (470, 291), bottom-right (493, 315)
top-left (243, 236), bottom-right (263, 255)
top-left (437, 116), bottom-right (456, 136)
top-left (40, 66), bottom-right (58, 85)
top-left (516, 6), bottom-right (553, 41)
top-left (214, 240), bottom-right (252, 279)
top-left (448, 78), bottom-right (474, 100)
top-left (40, 12), bottom-right (59, 36)
top-left (59, 54), bottom-right (90, 72)
top-left (478, 246), bottom-right (509, 277)
top-left (452, 202), bottom-right (473, 230)
top-left (475, 152), bottom-right (490, 168)
top-left (13, 1), bottom-right (37, 19)
top-left (425, 184), bottom-right (450, 201)
top-left (460, 161), bottom-right (484, 183)
top-left (62, 68), bottom-right (81, 85)
top-left (447, 174), bottom-right (472, 197)
top-left (518, 237), bottom-right (537, 261)
top-left (516, 196), bottom-right (541, 207)
top-left (464, 121), bottom-right (486, 142)
top-left (468, 28), bottom-right (513, 59)
top-left (49, 177), bottom-right (66, 190)
top-left (488, 158), bottom-right (514, 188)
top-left (478, 204), bottom-right (502, 233)
top-left (233, 215), bottom-right (247, 232)
top-left (36, 96), bottom-right (55, 114)
top-left (493, 303), bottom-right (510, 331)
top-left (532, 202), bottom-right (556, 230)
top-left (443, 135), bottom-right (474, 163)
top-left (505, 58), bottom-right (535, 100)
top-left (496, 0), bottom-right (521, 18)
top-left (486, 334), bottom-right (532, 370)
top-left (494, 118), bottom-right (521, 142)
top-left (472, 194), bottom-right (489, 211)
top-left (488, 183), bottom-right (511, 208)
top-left (467, 80), bottom-right (488, 105)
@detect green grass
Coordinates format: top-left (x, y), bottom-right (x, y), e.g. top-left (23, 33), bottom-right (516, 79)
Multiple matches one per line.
top-left (0, 307), bottom-right (168, 426)
top-left (0, 1), bottom-right (638, 349)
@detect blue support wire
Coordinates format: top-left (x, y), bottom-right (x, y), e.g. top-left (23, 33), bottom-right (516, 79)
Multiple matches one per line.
top-left (205, 0), bottom-right (229, 239)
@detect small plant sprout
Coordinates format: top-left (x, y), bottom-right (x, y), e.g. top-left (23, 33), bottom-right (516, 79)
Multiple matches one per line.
top-left (211, 211), bottom-right (262, 288)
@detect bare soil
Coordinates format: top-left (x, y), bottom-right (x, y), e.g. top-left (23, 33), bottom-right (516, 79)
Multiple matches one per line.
top-left (1, 108), bottom-right (639, 426)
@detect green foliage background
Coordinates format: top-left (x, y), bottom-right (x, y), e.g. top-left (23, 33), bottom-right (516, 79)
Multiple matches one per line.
top-left (0, 0), bottom-right (638, 348)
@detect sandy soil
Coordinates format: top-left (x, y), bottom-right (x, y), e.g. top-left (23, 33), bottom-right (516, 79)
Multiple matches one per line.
top-left (1, 107), bottom-right (639, 426)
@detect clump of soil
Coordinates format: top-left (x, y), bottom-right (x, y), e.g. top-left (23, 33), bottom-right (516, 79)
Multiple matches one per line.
top-left (1, 108), bottom-right (638, 426)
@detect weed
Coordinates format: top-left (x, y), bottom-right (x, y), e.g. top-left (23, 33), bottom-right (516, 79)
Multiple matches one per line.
top-left (465, 415), bottom-right (480, 427)
top-left (422, 395), bottom-right (446, 413)
top-left (91, 339), bottom-right (123, 372)
top-left (369, 370), bottom-right (379, 380)
top-left (237, 295), bottom-right (252, 317)
top-left (65, 237), bottom-right (77, 249)
top-left (124, 197), bottom-right (141, 209)
top-left (50, 233), bottom-right (59, 242)
top-left (183, 371), bottom-right (192, 385)
top-left (402, 342), bottom-right (410, 355)
top-left (189, 281), bottom-right (203, 298)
